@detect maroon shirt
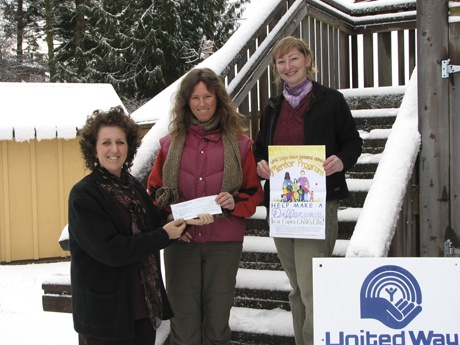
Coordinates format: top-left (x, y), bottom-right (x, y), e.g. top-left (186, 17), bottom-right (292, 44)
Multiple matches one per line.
top-left (273, 93), bottom-right (312, 145)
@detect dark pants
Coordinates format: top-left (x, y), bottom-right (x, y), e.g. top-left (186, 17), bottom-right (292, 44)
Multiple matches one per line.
top-left (164, 241), bottom-right (243, 345)
top-left (79, 318), bottom-right (156, 345)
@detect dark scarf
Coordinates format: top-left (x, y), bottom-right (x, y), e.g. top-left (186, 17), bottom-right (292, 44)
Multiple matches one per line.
top-left (155, 114), bottom-right (243, 210)
top-left (94, 167), bottom-right (163, 329)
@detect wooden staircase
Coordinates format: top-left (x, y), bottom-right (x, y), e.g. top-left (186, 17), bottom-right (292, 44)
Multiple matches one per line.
top-left (41, 89), bottom-right (409, 345)
top-left (228, 89), bottom-right (405, 345)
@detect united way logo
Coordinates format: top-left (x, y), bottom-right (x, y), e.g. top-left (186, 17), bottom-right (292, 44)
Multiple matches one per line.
top-left (360, 265), bottom-right (422, 329)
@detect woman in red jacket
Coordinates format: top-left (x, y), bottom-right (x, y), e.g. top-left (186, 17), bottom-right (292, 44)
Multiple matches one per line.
top-left (148, 68), bottom-right (264, 344)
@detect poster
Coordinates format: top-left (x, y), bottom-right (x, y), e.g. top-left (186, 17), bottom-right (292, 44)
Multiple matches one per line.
top-left (268, 145), bottom-right (326, 239)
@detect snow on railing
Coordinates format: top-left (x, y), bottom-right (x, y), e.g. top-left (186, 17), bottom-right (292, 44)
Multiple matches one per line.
top-left (345, 68), bottom-right (420, 257)
top-left (130, 0), bottom-right (283, 181)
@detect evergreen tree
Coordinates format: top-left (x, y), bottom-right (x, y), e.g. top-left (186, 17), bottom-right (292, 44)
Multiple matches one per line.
top-left (0, 0), bottom-right (47, 81)
top-left (53, 0), bottom-right (248, 107)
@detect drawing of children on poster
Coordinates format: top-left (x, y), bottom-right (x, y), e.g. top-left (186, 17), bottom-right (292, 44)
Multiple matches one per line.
top-left (268, 145), bottom-right (326, 239)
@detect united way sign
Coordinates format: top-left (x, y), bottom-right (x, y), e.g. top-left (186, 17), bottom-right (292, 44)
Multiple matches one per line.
top-left (313, 258), bottom-right (460, 345)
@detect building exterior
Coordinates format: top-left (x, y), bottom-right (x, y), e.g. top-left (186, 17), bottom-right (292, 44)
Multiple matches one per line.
top-left (0, 83), bottom-right (125, 262)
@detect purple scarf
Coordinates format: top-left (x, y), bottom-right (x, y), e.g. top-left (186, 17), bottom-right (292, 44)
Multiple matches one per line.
top-left (283, 79), bottom-right (312, 108)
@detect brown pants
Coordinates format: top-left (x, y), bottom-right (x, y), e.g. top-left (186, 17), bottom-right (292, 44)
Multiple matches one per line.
top-left (79, 318), bottom-right (156, 345)
top-left (273, 200), bottom-right (338, 345)
top-left (164, 241), bottom-right (243, 345)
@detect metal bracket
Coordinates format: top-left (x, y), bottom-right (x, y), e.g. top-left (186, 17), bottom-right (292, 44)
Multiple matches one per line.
top-left (444, 239), bottom-right (460, 257)
top-left (442, 59), bottom-right (460, 78)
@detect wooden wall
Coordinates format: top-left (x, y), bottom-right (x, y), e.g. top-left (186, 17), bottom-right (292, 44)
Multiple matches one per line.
top-left (418, 0), bottom-right (460, 256)
top-left (0, 138), bottom-right (87, 262)
top-left (449, 19), bottom-right (460, 252)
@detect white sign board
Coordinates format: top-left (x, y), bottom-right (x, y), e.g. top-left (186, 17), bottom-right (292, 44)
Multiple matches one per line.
top-left (313, 258), bottom-right (460, 345)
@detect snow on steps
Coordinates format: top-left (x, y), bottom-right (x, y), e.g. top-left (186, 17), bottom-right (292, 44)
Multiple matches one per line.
top-left (230, 307), bottom-right (294, 344)
top-left (157, 307), bottom-right (295, 345)
top-left (243, 234), bottom-right (352, 258)
top-left (230, 106), bottom-right (396, 342)
top-left (165, 93), bottom-right (403, 344)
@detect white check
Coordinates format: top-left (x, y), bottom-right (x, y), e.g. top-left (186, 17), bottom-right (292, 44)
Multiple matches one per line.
top-left (170, 195), bottom-right (222, 220)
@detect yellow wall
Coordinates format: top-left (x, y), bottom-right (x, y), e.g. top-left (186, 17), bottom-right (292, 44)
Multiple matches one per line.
top-left (0, 138), bottom-right (87, 262)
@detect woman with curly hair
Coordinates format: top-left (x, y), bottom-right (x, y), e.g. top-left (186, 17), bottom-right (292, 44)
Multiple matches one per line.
top-left (68, 106), bottom-right (211, 345)
top-left (148, 68), bottom-right (264, 344)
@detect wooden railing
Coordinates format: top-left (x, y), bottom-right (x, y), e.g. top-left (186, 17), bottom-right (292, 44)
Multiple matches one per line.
top-left (131, 0), bottom-right (420, 257)
top-left (131, 0), bottom-right (417, 176)
top-left (218, 0), bottom-right (417, 139)
top-left (219, 0), bottom-right (419, 257)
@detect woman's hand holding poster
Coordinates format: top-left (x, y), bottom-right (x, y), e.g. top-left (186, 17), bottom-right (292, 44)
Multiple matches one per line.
top-left (268, 145), bottom-right (326, 239)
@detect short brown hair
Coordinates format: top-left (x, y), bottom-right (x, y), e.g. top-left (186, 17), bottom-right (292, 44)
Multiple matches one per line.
top-left (271, 36), bottom-right (317, 84)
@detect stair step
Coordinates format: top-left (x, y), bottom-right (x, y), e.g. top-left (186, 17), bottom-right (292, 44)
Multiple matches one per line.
top-left (362, 139), bottom-right (388, 154)
top-left (236, 268), bottom-right (291, 290)
top-left (347, 153), bottom-right (381, 179)
top-left (240, 252), bottom-right (283, 270)
top-left (339, 190), bottom-right (367, 208)
top-left (245, 205), bottom-right (358, 249)
top-left (347, 178), bottom-right (373, 191)
top-left (241, 235), bottom-right (282, 270)
top-left (246, 207), bottom-right (268, 237)
top-left (360, 128), bottom-right (391, 140)
top-left (235, 268), bottom-right (291, 310)
top-left (352, 108), bottom-right (398, 131)
top-left (243, 235), bottom-right (277, 253)
top-left (347, 170), bottom-right (377, 179)
top-left (360, 128), bottom-right (391, 154)
top-left (230, 307), bottom-right (294, 345)
top-left (343, 88), bottom-right (405, 110)
top-left (234, 288), bottom-right (290, 310)
top-left (338, 207), bottom-right (361, 239)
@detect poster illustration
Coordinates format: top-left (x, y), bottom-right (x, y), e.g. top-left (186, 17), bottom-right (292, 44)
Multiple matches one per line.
top-left (268, 145), bottom-right (326, 239)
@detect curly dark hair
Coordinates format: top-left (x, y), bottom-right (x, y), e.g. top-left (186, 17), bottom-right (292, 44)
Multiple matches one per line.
top-left (79, 106), bottom-right (141, 171)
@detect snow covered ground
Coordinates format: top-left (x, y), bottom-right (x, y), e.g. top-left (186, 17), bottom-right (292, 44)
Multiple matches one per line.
top-left (0, 256), bottom-right (294, 345)
top-left (0, 261), bottom-right (77, 345)
top-left (0, 261), bottom-right (175, 345)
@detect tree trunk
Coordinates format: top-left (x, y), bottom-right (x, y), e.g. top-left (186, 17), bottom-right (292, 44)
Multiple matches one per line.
top-left (75, 0), bottom-right (86, 74)
top-left (16, 0), bottom-right (24, 62)
top-left (44, 0), bottom-right (56, 81)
